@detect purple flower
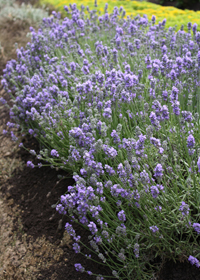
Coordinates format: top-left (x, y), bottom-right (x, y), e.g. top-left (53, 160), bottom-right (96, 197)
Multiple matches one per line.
top-left (176, 56), bottom-right (183, 68)
top-left (103, 145), bottom-right (118, 159)
top-left (179, 201), bottom-right (190, 216)
top-left (71, 149), bottom-right (81, 161)
top-left (149, 226), bottom-right (159, 233)
top-left (162, 18), bottom-right (166, 26)
top-left (74, 263), bottom-right (85, 272)
top-left (73, 243), bottom-right (81, 253)
top-left (169, 69), bottom-right (176, 81)
top-left (193, 223), bottom-right (200, 234)
top-left (154, 164), bottom-right (163, 178)
top-left (10, 131), bottom-right (18, 142)
top-left (81, 65), bottom-right (89, 75)
top-left (170, 86), bottom-right (179, 102)
top-left (77, 19), bottom-right (85, 28)
top-left (51, 149), bottom-right (59, 157)
top-left (105, 164), bottom-right (116, 176)
top-left (0, 97), bottom-right (7, 104)
top-left (29, 150), bottom-right (36, 156)
top-left (172, 101), bottom-right (180, 116)
top-left (110, 184), bottom-right (122, 197)
top-left (188, 149), bottom-right (195, 156)
top-left (152, 100), bottom-right (162, 114)
top-left (150, 137), bottom-right (161, 148)
top-left (145, 54), bottom-right (152, 69)
top-left (124, 74), bottom-right (138, 87)
top-left (80, 168), bottom-right (87, 177)
top-left (134, 243), bottom-right (139, 258)
top-left (118, 252), bottom-right (126, 261)
top-left (29, 129), bottom-right (34, 135)
top-left (193, 23), bottom-right (198, 34)
top-left (83, 80), bottom-right (93, 93)
top-left (155, 206), bottom-right (162, 212)
top-left (27, 161), bottom-right (34, 168)
top-left (188, 256), bottom-right (200, 268)
top-left (187, 134), bottom-right (195, 148)
top-left (182, 111), bottom-right (193, 122)
top-left (70, 62), bottom-right (76, 72)
top-left (65, 223), bottom-right (76, 237)
top-left (134, 39), bottom-right (140, 50)
top-left (111, 130), bottom-right (121, 144)
top-left (117, 210), bottom-right (126, 222)
top-left (161, 105), bottom-right (169, 120)
top-left (135, 134), bottom-right (146, 155)
top-left (150, 186), bottom-right (160, 198)
top-left (56, 204), bottom-right (66, 215)
top-left (197, 157), bottom-right (200, 173)
top-left (64, 5), bottom-right (69, 12)
top-left (151, 15), bottom-right (156, 24)
top-left (187, 22), bottom-right (192, 31)
top-left (103, 107), bottom-right (112, 119)
top-left (88, 221), bottom-right (98, 235)
top-left (149, 112), bottom-right (161, 130)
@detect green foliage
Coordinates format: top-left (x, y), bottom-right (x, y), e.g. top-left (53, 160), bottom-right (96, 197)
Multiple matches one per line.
top-left (0, 0), bottom-right (14, 9)
top-left (0, 1), bottom-right (49, 26)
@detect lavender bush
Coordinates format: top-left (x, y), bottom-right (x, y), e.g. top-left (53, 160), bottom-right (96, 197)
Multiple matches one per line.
top-left (2, 3), bottom-right (200, 279)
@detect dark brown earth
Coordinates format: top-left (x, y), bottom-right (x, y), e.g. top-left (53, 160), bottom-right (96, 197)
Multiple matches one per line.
top-left (147, 0), bottom-right (200, 10)
top-left (1, 0), bottom-right (200, 279)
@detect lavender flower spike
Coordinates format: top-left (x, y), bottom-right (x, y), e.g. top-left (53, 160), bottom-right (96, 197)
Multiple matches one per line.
top-left (149, 226), bottom-right (159, 233)
top-left (187, 134), bottom-right (195, 148)
top-left (154, 163), bottom-right (163, 178)
top-left (117, 210), bottom-right (126, 222)
top-left (27, 161), bottom-right (34, 168)
top-left (179, 201), bottom-right (190, 216)
top-left (74, 263), bottom-right (85, 272)
top-left (51, 149), bottom-right (59, 157)
top-left (197, 157), bottom-right (200, 173)
top-left (188, 256), bottom-right (200, 268)
top-left (193, 223), bottom-right (200, 234)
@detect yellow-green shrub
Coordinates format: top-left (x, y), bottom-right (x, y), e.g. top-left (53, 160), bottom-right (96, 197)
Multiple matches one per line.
top-left (39, 0), bottom-right (200, 31)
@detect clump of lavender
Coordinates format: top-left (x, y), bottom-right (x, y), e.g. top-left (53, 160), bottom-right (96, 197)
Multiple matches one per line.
top-left (2, 3), bottom-right (200, 280)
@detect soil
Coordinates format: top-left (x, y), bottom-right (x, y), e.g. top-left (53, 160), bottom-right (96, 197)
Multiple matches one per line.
top-left (1, 0), bottom-right (200, 280)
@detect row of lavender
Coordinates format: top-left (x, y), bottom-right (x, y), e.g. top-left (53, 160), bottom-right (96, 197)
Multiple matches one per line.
top-left (2, 3), bottom-right (200, 279)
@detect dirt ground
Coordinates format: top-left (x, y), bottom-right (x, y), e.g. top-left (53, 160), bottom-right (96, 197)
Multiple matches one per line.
top-left (1, 0), bottom-right (200, 280)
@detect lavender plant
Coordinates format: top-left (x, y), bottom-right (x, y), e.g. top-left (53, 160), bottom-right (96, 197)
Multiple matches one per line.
top-left (2, 3), bottom-right (200, 279)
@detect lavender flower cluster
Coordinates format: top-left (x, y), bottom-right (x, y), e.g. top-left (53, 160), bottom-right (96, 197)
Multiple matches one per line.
top-left (2, 3), bottom-right (200, 279)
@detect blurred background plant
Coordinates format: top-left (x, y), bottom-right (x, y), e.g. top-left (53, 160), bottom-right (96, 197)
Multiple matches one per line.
top-left (38, 0), bottom-right (200, 31)
top-left (0, 0), bottom-right (15, 9)
top-left (0, 0), bottom-right (48, 26)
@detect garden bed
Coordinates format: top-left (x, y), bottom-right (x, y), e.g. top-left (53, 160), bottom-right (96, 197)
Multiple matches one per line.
top-left (1, 0), bottom-right (200, 279)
